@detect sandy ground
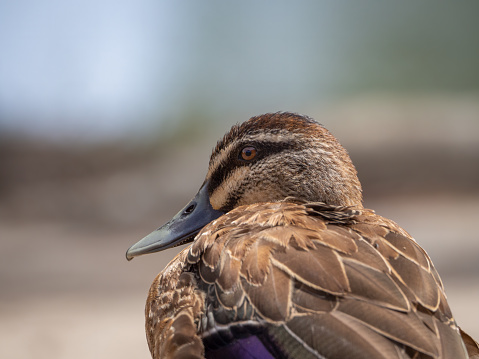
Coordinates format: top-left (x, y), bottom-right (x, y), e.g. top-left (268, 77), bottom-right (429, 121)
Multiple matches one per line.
top-left (0, 223), bottom-right (166, 359)
top-left (1, 193), bottom-right (478, 359)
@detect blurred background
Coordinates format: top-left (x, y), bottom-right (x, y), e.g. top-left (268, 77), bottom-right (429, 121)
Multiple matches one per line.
top-left (1, 1), bottom-right (478, 358)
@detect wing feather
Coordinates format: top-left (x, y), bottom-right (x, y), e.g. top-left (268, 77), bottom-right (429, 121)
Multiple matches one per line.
top-left (241, 264), bottom-right (292, 322)
top-left (337, 299), bottom-right (438, 357)
top-left (286, 312), bottom-right (407, 359)
top-left (342, 258), bottom-right (409, 311)
top-left (389, 254), bottom-right (440, 311)
top-left (272, 245), bottom-right (349, 294)
top-left (150, 202), bottom-right (470, 359)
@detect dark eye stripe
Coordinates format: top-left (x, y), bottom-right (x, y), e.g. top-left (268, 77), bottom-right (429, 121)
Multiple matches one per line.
top-left (207, 140), bottom-right (297, 199)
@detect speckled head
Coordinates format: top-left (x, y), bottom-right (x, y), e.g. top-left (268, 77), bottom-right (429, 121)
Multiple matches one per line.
top-left (126, 112), bottom-right (362, 260)
top-left (206, 112), bottom-right (363, 212)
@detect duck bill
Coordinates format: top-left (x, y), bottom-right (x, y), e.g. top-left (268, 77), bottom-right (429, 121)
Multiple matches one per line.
top-left (126, 181), bottom-right (224, 261)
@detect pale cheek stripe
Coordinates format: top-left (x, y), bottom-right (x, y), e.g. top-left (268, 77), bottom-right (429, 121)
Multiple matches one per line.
top-left (209, 166), bottom-right (249, 210)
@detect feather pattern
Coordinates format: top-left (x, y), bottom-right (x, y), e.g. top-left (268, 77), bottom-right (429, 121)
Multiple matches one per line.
top-left (146, 201), bottom-right (471, 358)
top-left (128, 112), bottom-right (479, 359)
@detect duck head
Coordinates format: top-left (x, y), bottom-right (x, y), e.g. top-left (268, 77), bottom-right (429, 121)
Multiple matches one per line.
top-left (126, 112), bottom-right (362, 260)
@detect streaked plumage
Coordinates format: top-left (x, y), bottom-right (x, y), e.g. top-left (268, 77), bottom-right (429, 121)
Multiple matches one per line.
top-left (127, 112), bottom-right (479, 359)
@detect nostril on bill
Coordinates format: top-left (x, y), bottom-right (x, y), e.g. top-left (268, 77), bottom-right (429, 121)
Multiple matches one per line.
top-left (184, 203), bottom-right (196, 215)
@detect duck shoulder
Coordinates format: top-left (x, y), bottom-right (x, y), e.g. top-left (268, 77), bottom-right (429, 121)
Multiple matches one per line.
top-left (146, 201), bottom-right (469, 359)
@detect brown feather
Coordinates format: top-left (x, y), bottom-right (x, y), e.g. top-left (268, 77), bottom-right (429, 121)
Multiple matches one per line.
top-left (314, 225), bottom-right (359, 254)
top-left (286, 312), bottom-right (407, 359)
top-left (347, 238), bottom-right (391, 272)
top-left (342, 258), bottom-right (410, 311)
top-left (273, 244), bottom-right (349, 294)
top-left (460, 329), bottom-right (479, 359)
top-left (384, 231), bottom-right (430, 269)
top-left (292, 282), bottom-right (338, 313)
top-left (337, 299), bottom-right (438, 356)
top-left (146, 202), bottom-right (471, 358)
top-left (215, 253), bottom-right (241, 291)
top-left (241, 264), bottom-right (292, 322)
top-left (135, 113), bottom-right (474, 359)
top-left (239, 239), bottom-right (276, 285)
top-left (389, 254), bottom-right (441, 311)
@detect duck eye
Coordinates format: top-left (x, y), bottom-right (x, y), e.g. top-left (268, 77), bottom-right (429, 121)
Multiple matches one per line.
top-left (240, 146), bottom-right (257, 161)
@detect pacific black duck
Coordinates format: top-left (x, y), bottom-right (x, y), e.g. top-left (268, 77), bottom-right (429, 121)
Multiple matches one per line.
top-left (127, 112), bottom-right (479, 359)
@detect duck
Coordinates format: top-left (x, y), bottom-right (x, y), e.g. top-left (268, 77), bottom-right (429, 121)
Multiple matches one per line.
top-left (126, 112), bottom-right (479, 359)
